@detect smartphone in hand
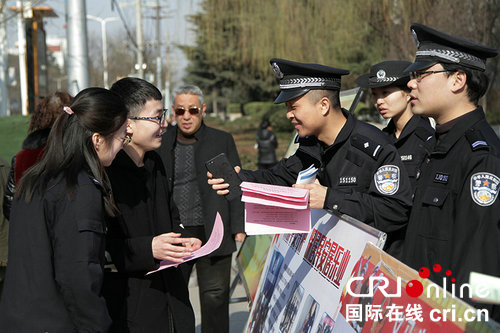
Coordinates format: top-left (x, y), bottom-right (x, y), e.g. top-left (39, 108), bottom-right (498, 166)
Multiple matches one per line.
top-left (205, 153), bottom-right (242, 200)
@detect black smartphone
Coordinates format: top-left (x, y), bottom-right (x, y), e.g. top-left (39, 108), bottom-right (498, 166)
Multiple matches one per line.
top-left (205, 153), bottom-right (242, 200)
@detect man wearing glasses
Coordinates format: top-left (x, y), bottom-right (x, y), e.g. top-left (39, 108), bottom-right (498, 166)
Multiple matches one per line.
top-left (401, 23), bottom-right (499, 321)
top-left (104, 77), bottom-right (201, 332)
top-left (157, 85), bottom-right (245, 333)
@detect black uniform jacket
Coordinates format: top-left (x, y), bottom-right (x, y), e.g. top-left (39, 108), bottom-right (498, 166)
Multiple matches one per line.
top-left (0, 171), bottom-right (111, 333)
top-left (402, 108), bottom-right (500, 318)
top-left (382, 115), bottom-right (435, 190)
top-left (157, 122), bottom-right (244, 257)
top-left (104, 150), bottom-right (194, 333)
top-left (240, 110), bottom-right (413, 234)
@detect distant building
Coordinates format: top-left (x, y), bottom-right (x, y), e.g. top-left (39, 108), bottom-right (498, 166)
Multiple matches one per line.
top-left (46, 36), bottom-right (66, 70)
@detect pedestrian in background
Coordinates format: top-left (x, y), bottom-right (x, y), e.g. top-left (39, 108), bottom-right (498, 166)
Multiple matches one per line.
top-left (0, 87), bottom-right (129, 332)
top-left (3, 91), bottom-right (73, 219)
top-left (0, 157), bottom-right (9, 297)
top-left (157, 84), bottom-right (245, 333)
top-left (256, 119), bottom-right (278, 170)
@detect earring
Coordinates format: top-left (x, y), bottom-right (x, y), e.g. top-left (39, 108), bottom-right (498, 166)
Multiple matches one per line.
top-left (124, 134), bottom-right (132, 145)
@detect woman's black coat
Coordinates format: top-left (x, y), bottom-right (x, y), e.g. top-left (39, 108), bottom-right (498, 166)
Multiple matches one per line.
top-left (0, 171), bottom-right (111, 332)
top-left (104, 150), bottom-right (194, 333)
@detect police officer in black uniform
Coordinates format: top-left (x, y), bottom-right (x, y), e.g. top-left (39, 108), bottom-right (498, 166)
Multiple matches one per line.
top-left (210, 58), bottom-right (413, 237)
top-left (401, 23), bottom-right (500, 321)
top-left (356, 60), bottom-right (434, 190)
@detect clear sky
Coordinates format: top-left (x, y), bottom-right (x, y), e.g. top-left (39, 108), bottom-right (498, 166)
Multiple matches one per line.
top-left (4, 0), bottom-right (200, 84)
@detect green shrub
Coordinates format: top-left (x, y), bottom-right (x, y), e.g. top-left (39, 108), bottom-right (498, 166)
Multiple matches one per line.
top-left (227, 103), bottom-right (242, 114)
top-left (0, 115), bottom-right (30, 163)
top-left (269, 108), bottom-right (293, 132)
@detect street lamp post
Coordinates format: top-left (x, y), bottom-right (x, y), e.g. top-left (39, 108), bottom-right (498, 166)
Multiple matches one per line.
top-left (86, 15), bottom-right (119, 89)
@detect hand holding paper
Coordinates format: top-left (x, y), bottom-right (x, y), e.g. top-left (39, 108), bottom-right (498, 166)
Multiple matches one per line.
top-left (293, 179), bottom-right (328, 209)
top-left (151, 232), bottom-right (195, 263)
top-left (147, 212), bottom-right (225, 275)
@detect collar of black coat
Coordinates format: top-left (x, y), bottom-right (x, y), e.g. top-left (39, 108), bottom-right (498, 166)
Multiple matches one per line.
top-left (431, 107), bottom-right (486, 155)
top-left (109, 149), bottom-right (155, 176)
top-left (22, 128), bottom-right (51, 149)
top-left (382, 115), bottom-right (432, 145)
top-left (168, 121), bottom-right (207, 144)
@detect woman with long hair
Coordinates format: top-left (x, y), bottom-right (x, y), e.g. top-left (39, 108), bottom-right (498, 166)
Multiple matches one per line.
top-left (3, 91), bottom-right (73, 219)
top-left (0, 87), bottom-right (129, 332)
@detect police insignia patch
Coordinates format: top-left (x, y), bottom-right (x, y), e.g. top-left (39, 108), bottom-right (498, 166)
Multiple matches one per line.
top-left (272, 62), bottom-right (284, 79)
top-left (411, 29), bottom-right (420, 47)
top-left (376, 69), bottom-right (386, 79)
top-left (374, 165), bottom-right (400, 195)
top-left (470, 172), bottom-right (499, 206)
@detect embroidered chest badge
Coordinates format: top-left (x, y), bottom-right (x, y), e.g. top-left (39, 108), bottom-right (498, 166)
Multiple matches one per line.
top-left (374, 165), bottom-right (400, 195)
top-left (470, 172), bottom-right (499, 206)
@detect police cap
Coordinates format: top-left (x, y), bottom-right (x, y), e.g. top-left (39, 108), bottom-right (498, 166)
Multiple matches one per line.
top-left (406, 23), bottom-right (498, 72)
top-left (356, 60), bottom-right (412, 89)
top-left (270, 58), bottom-right (349, 104)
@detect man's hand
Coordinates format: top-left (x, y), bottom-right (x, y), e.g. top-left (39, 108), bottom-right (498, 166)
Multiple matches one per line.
top-left (184, 237), bottom-right (202, 252)
top-left (152, 233), bottom-right (199, 262)
top-left (234, 232), bottom-right (246, 243)
top-left (293, 179), bottom-right (327, 209)
top-left (207, 166), bottom-right (241, 196)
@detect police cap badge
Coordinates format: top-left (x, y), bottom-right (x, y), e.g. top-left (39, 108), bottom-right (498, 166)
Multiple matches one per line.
top-left (356, 60), bottom-right (412, 89)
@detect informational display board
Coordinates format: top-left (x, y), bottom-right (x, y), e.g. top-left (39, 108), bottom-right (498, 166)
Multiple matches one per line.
top-left (236, 234), bottom-right (274, 302)
top-left (245, 209), bottom-right (386, 332)
top-left (334, 243), bottom-right (500, 333)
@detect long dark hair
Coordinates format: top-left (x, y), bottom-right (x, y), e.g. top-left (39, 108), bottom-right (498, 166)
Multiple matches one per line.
top-left (17, 87), bottom-right (128, 216)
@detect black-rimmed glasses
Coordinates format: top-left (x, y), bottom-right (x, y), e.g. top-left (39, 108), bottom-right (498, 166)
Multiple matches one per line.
top-left (128, 108), bottom-right (168, 124)
top-left (409, 70), bottom-right (449, 82)
top-left (174, 106), bottom-right (201, 116)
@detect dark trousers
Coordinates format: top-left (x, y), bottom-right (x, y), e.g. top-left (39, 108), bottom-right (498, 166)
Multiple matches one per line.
top-left (180, 226), bottom-right (231, 333)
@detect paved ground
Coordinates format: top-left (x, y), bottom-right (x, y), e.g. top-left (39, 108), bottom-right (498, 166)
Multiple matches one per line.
top-left (188, 250), bottom-right (252, 333)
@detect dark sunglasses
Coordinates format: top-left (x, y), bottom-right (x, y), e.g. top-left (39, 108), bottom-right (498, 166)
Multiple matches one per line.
top-left (174, 106), bottom-right (201, 116)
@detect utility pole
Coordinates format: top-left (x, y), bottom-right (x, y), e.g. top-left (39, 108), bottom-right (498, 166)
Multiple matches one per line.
top-left (87, 15), bottom-right (119, 89)
top-left (16, 0), bottom-right (28, 115)
top-left (0, 0), bottom-right (9, 116)
top-left (135, 0), bottom-right (145, 78)
top-left (155, 0), bottom-right (161, 90)
top-left (66, 0), bottom-right (89, 96)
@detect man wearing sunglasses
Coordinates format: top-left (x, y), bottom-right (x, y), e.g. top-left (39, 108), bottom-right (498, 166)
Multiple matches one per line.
top-left (401, 23), bottom-right (499, 321)
top-left (157, 85), bottom-right (245, 333)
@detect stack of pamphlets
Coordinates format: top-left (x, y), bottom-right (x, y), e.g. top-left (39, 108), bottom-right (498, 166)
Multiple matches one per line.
top-left (241, 182), bottom-right (310, 235)
top-left (296, 164), bottom-right (318, 184)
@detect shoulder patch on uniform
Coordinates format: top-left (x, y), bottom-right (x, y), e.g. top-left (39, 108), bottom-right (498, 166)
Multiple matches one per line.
top-left (374, 165), bottom-right (400, 195)
top-left (465, 128), bottom-right (489, 151)
top-left (470, 172), bottom-right (499, 206)
top-left (351, 134), bottom-right (383, 160)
